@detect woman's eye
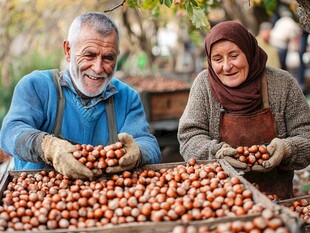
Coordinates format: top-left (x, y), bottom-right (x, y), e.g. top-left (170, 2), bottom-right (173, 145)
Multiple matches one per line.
top-left (212, 56), bottom-right (222, 62)
top-left (230, 54), bottom-right (239, 59)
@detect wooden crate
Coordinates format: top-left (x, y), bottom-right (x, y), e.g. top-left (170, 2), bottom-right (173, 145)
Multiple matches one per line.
top-left (0, 160), bottom-right (302, 233)
top-left (140, 89), bottom-right (189, 122)
top-left (278, 195), bottom-right (310, 232)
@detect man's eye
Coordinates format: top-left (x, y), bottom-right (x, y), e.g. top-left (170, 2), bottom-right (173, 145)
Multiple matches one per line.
top-left (103, 55), bottom-right (115, 61)
top-left (84, 54), bottom-right (95, 58)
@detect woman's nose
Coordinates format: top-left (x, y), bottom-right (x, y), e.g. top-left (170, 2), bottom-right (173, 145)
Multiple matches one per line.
top-left (223, 59), bottom-right (232, 71)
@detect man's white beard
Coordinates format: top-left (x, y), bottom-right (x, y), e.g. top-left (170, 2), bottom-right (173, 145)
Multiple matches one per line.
top-left (69, 60), bottom-right (113, 97)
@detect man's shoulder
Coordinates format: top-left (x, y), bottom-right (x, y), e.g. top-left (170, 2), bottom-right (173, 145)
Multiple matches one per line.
top-left (17, 69), bottom-right (55, 90)
top-left (22, 69), bottom-right (54, 82)
top-left (111, 77), bottom-right (138, 93)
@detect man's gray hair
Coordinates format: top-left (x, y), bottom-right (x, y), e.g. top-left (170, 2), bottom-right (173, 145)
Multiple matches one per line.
top-left (68, 12), bottom-right (120, 51)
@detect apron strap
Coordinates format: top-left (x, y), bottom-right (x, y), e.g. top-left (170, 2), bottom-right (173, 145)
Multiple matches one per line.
top-left (50, 69), bottom-right (118, 144)
top-left (261, 75), bottom-right (270, 109)
top-left (50, 69), bottom-right (65, 137)
top-left (105, 96), bottom-right (118, 144)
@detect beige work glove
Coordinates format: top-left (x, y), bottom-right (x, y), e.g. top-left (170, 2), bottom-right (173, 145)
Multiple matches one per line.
top-left (250, 163), bottom-right (270, 172)
top-left (41, 135), bottom-right (99, 179)
top-left (106, 133), bottom-right (142, 173)
top-left (216, 144), bottom-right (248, 170)
top-left (252, 138), bottom-right (290, 172)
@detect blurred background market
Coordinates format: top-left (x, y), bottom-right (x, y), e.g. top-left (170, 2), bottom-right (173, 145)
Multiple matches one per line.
top-left (0, 0), bottom-right (309, 194)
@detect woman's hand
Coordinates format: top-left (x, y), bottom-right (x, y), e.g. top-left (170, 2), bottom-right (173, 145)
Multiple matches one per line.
top-left (216, 143), bottom-right (248, 169)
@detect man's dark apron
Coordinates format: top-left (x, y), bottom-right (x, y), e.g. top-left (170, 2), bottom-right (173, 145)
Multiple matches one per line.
top-left (219, 76), bottom-right (293, 199)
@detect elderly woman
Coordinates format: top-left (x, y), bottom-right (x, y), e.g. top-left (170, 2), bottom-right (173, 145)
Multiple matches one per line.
top-left (178, 21), bottom-right (310, 199)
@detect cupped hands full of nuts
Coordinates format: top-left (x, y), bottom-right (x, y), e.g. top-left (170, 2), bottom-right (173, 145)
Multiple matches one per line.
top-left (231, 145), bottom-right (270, 168)
top-left (72, 142), bottom-right (125, 172)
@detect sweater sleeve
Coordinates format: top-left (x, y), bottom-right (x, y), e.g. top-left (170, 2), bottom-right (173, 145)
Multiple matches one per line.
top-left (267, 68), bottom-right (310, 170)
top-left (178, 71), bottom-right (226, 162)
top-left (0, 71), bottom-right (56, 163)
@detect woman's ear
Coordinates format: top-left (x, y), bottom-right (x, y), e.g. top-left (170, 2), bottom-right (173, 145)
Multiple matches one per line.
top-left (63, 40), bottom-right (71, 62)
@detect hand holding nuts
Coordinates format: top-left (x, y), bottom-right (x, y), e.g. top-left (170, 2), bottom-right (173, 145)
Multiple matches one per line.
top-left (72, 142), bottom-right (126, 173)
top-left (229, 145), bottom-right (271, 169)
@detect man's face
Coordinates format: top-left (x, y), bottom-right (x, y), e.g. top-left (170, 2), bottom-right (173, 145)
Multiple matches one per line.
top-left (65, 25), bottom-right (119, 97)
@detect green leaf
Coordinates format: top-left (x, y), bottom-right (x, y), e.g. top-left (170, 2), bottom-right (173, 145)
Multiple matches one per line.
top-left (151, 5), bottom-right (161, 17)
top-left (263, 0), bottom-right (277, 15)
top-left (141, 0), bottom-right (159, 10)
top-left (184, 1), bottom-right (194, 18)
top-left (190, 0), bottom-right (198, 7)
top-left (164, 0), bottom-right (172, 8)
top-left (191, 7), bottom-right (210, 30)
top-left (127, 0), bottom-right (139, 8)
top-left (159, 0), bottom-right (164, 4)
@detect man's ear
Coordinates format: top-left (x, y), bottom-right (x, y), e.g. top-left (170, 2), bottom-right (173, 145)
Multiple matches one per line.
top-left (63, 40), bottom-right (71, 62)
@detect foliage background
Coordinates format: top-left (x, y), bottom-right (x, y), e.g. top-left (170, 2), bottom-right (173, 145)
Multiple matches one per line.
top-left (0, 0), bottom-right (298, 126)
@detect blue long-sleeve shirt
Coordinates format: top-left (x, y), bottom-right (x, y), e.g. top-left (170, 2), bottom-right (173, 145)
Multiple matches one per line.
top-left (0, 69), bottom-right (161, 170)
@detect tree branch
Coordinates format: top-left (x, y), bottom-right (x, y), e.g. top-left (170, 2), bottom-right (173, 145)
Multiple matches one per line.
top-left (103, 0), bottom-right (126, 13)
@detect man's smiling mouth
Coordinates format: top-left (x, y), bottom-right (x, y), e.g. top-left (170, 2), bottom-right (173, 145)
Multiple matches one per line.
top-left (85, 74), bottom-right (103, 80)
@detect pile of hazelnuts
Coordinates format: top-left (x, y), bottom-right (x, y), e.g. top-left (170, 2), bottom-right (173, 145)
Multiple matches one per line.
top-left (231, 145), bottom-right (271, 168)
top-left (288, 199), bottom-right (310, 225)
top-left (171, 209), bottom-right (290, 233)
top-left (0, 159), bottom-right (268, 231)
top-left (72, 142), bottom-right (125, 171)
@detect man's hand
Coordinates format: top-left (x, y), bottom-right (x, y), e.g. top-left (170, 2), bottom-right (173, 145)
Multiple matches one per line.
top-left (216, 144), bottom-right (248, 170)
top-left (41, 135), bottom-right (99, 179)
top-left (106, 133), bottom-right (141, 173)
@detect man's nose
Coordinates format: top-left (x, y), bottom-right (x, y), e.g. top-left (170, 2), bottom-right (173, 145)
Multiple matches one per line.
top-left (92, 57), bottom-right (104, 74)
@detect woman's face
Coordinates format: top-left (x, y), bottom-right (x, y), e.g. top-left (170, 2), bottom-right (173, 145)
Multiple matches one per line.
top-left (210, 40), bottom-right (249, 87)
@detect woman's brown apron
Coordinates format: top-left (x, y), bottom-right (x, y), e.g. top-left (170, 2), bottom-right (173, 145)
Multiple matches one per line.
top-left (219, 76), bottom-right (293, 199)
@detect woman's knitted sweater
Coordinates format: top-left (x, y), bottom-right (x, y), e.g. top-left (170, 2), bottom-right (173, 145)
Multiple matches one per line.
top-left (178, 66), bottom-right (310, 172)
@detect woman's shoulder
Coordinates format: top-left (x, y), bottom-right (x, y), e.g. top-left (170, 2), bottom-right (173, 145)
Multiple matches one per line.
top-left (265, 67), bottom-right (296, 84)
top-left (195, 69), bottom-right (208, 79)
top-left (192, 70), bottom-right (209, 86)
top-left (265, 67), bottom-right (303, 97)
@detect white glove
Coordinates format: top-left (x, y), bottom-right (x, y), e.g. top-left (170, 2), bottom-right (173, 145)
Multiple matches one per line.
top-left (41, 135), bottom-right (100, 179)
top-left (216, 144), bottom-right (248, 170)
top-left (262, 138), bottom-right (290, 170)
top-left (106, 133), bottom-right (141, 173)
